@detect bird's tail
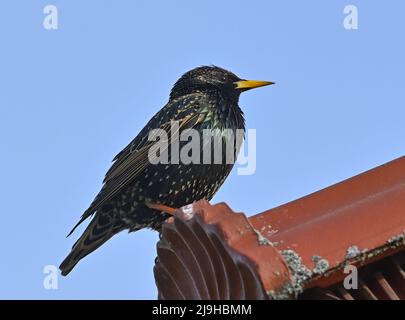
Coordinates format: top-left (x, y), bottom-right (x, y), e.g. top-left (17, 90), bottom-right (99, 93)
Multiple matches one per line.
top-left (59, 211), bottom-right (125, 276)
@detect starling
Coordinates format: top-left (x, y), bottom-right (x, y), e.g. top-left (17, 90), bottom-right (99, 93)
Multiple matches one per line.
top-left (60, 66), bottom-right (274, 275)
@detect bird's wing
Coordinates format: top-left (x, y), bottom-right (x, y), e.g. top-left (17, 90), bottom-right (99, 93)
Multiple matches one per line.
top-left (68, 95), bottom-right (207, 236)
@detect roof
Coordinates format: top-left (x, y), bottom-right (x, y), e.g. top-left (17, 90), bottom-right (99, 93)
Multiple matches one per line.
top-left (154, 156), bottom-right (405, 299)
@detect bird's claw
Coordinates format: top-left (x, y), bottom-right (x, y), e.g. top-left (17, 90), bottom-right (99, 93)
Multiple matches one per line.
top-left (145, 202), bottom-right (177, 216)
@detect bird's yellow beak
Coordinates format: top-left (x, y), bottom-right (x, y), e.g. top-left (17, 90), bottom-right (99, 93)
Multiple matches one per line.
top-left (234, 80), bottom-right (275, 91)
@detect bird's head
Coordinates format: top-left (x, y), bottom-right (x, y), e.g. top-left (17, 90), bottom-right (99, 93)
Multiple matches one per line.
top-left (170, 66), bottom-right (274, 102)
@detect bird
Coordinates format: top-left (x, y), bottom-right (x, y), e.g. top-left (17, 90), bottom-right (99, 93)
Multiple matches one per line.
top-left (59, 66), bottom-right (274, 275)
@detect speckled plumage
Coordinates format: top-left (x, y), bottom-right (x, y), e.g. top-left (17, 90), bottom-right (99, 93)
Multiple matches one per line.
top-left (60, 66), bottom-right (270, 275)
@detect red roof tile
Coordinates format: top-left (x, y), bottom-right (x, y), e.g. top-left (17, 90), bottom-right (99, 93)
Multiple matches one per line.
top-left (154, 156), bottom-right (405, 299)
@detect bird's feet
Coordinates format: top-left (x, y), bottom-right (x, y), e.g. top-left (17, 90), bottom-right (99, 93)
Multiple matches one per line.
top-left (145, 201), bottom-right (177, 215)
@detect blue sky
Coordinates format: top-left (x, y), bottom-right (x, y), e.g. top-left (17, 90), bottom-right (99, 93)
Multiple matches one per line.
top-left (0, 1), bottom-right (404, 299)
